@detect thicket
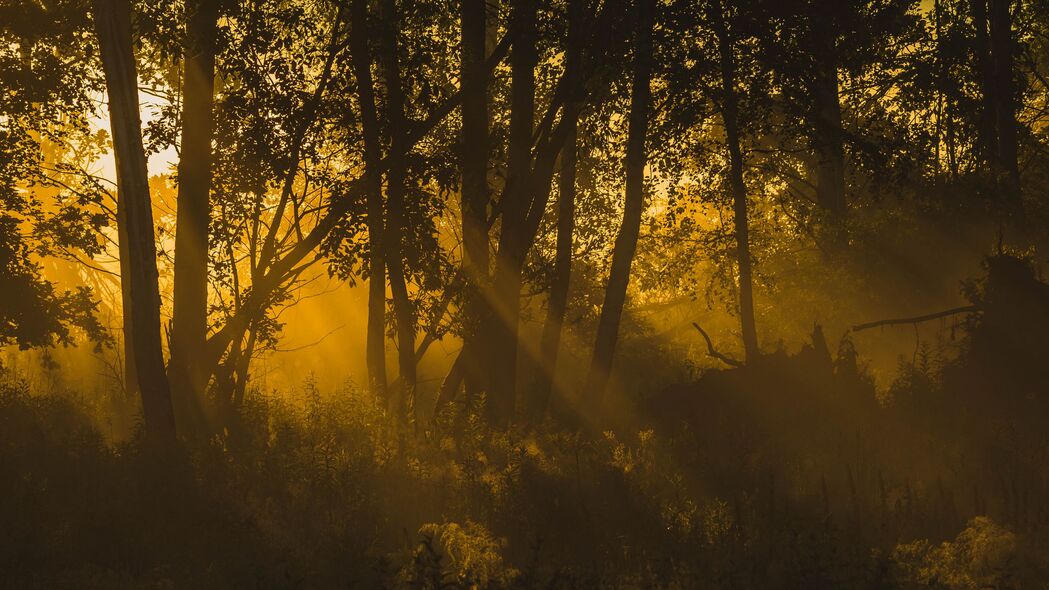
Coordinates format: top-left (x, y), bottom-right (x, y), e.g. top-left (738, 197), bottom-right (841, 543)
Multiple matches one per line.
top-left (3, 255), bottom-right (1047, 589)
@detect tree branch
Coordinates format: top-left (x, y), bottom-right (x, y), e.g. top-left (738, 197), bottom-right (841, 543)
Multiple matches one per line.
top-left (851, 305), bottom-right (979, 332)
top-left (692, 322), bottom-right (743, 368)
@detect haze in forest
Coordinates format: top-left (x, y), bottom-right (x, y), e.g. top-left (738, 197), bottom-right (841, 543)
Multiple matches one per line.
top-left (2, 0), bottom-right (1049, 587)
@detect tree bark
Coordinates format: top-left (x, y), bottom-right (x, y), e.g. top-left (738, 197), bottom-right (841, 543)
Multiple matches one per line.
top-left (351, 0), bottom-right (389, 403)
top-left (116, 190), bottom-right (138, 399)
top-left (378, 0), bottom-right (416, 427)
top-left (989, 0), bottom-right (1021, 208)
top-left (460, 0), bottom-right (493, 410)
top-left (970, 0), bottom-right (998, 183)
top-left (529, 0), bottom-right (583, 423)
top-left (485, 0), bottom-right (537, 427)
top-left (93, 0), bottom-right (176, 442)
top-left (810, 10), bottom-right (846, 217)
top-left (529, 125), bottom-right (577, 422)
top-left (713, 3), bottom-right (760, 362)
top-left (582, 0), bottom-right (654, 407)
top-left (169, 0), bottom-right (218, 426)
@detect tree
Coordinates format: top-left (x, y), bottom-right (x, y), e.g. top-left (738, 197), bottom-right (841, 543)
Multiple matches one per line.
top-left (377, 0), bottom-right (417, 425)
top-left (458, 0), bottom-right (494, 410)
top-left (807, 4), bottom-right (847, 217)
top-left (711, 0), bottom-right (760, 362)
top-left (92, 0), bottom-right (176, 441)
top-left (583, 0), bottom-right (655, 406)
top-left (0, 0), bottom-right (109, 353)
top-left (486, 0), bottom-right (538, 426)
top-left (530, 0), bottom-right (585, 422)
top-left (169, 0), bottom-right (219, 424)
top-left (350, 0), bottom-right (390, 403)
top-left (964, 0), bottom-right (1022, 209)
top-left (989, 0), bottom-right (1021, 206)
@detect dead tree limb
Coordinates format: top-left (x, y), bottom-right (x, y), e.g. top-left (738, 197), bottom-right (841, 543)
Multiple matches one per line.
top-left (851, 305), bottom-right (979, 332)
top-left (692, 323), bottom-right (744, 368)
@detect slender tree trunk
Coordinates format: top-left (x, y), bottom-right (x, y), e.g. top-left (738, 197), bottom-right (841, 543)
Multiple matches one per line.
top-left (93, 0), bottom-right (176, 442)
top-left (486, 0), bottom-right (537, 427)
top-left (947, 105), bottom-right (959, 182)
top-left (378, 0), bottom-right (416, 427)
top-left (351, 0), bottom-right (389, 403)
top-left (934, 0), bottom-right (944, 179)
top-left (970, 0), bottom-right (998, 184)
top-left (811, 11), bottom-right (846, 217)
top-left (169, 0), bottom-right (218, 425)
top-left (714, 5), bottom-right (760, 362)
top-left (530, 125), bottom-right (577, 422)
top-left (582, 0), bottom-right (654, 407)
top-left (116, 195), bottom-right (138, 399)
top-left (989, 0), bottom-right (1021, 208)
top-left (460, 0), bottom-right (493, 408)
top-left (232, 322), bottom-right (256, 408)
top-left (529, 0), bottom-right (583, 423)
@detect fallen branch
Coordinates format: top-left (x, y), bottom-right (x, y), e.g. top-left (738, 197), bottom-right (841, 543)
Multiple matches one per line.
top-left (851, 305), bottom-right (979, 333)
top-left (692, 323), bottom-right (744, 368)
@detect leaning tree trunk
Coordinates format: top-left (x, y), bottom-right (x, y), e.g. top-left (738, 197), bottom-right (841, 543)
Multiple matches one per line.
top-left (169, 0), bottom-right (218, 427)
top-left (582, 0), bottom-right (655, 408)
top-left (93, 0), bottom-right (177, 442)
top-left (351, 0), bottom-right (389, 404)
top-left (713, 4), bottom-right (760, 363)
top-left (378, 0), bottom-right (417, 427)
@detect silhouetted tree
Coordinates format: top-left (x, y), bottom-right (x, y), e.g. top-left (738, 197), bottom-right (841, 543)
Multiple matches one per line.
top-left (169, 0), bottom-right (219, 425)
top-left (92, 0), bottom-right (176, 441)
top-left (583, 0), bottom-right (655, 406)
top-left (350, 0), bottom-right (390, 404)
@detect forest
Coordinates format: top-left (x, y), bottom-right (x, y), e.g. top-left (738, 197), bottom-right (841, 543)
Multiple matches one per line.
top-left (2, 0), bottom-right (1049, 587)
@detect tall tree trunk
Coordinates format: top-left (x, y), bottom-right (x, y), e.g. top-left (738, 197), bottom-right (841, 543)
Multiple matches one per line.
top-left (351, 0), bottom-right (389, 403)
top-left (810, 10), bottom-right (846, 217)
top-left (582, 0), bottom-right (654, 407)
top-left (529, 125), bottom-right (577, 422)
top-left (169, 0), bottom-right (218, 426)
top-left (934, 0), bottom-right (944, 179)
top-left (486, 0), bottom-right (537, 427)
top-left (460, 0), bottom-right (493, 408)
top-left (93, 0), bottom-right (176, 442)
top-left (970, 0), bottom-right (998, 184)
top-left (989, 0), bottom-right (1021, 209)
top-left (714, 5), bottom-right (760, 362)
top-left (378, 0), bottom-right (416, 427)
top-left (529, 0), bottom-right (583, 423)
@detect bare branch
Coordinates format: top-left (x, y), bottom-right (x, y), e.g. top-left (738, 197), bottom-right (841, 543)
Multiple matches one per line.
top-left (851, 305), bottom-right (979, 332)
top-left (692, 322), bottom-right (743, 368)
